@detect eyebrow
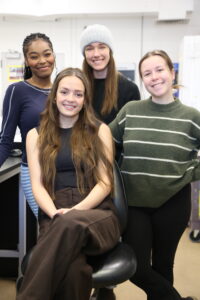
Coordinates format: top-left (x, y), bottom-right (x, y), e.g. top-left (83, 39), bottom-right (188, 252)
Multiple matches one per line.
top-left (60, 87), bottom-right (84, 92)
top-left (143, 65), bottom-right (164, 71)
top-left (28, 49), bottom-right (52, 55)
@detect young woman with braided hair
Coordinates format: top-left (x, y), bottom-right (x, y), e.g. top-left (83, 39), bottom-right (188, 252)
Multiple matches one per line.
top-left (0, 32), bottom-right (55, 218)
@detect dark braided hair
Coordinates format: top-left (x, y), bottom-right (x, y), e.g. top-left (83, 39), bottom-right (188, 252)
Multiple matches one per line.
top-left (22, 33), bottom-right (54, 80)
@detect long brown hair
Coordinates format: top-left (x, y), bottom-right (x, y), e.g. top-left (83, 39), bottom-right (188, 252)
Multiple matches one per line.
top-left (38, 67), bottom-right (114, 198)
top-left (83, 51), bottom-right (118, 115)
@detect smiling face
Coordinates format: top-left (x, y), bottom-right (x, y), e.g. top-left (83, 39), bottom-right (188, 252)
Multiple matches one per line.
top-left (140, 55), bottom-right (175, 103)
top-left (56, 75), bottom-right (85, 128)
top-left (25, 39), bottom-right (55, 80)
top-left (84, 42), bottom-right (110, 72)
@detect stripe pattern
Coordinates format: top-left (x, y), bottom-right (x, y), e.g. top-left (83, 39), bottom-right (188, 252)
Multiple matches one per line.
top-left (21, 164), bottom-right (38, 218)
top-left (109, 98), bottom-right (200, 207)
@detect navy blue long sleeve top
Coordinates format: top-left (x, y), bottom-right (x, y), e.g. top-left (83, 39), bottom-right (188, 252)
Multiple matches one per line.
top-left (0, 81), bottom-right (50, 166)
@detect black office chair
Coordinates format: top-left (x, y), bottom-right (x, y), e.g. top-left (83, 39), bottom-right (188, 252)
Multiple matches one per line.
top-left (16, 161), bottom-right (137, 299)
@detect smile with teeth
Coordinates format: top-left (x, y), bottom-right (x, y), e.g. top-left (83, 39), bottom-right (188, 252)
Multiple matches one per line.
top-left (38, 66), bottom-right (49, 70)
top-left (63, 103), bottom-right (77, 111)
top-left (92, 59), bottom-right (103, 63)
top-left (152, 82), bottom-right (163, 88)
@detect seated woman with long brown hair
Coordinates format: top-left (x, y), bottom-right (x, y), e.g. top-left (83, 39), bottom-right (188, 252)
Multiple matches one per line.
top-left (16, 67), bottom-right (121, 300)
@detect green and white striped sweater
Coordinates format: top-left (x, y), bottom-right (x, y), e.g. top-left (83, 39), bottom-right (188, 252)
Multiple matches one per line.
top-left (109, 98), bottom-right (200, 207)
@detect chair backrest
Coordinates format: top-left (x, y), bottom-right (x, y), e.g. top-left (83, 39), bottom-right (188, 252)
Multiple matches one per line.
top-left (113, 161), bottom-right (128, 233)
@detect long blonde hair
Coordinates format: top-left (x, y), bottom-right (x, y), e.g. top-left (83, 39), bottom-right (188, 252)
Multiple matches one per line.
top-left (38, 67), bottom-right (114, 198)
top-left (83, 51), bottom-right (119, 115)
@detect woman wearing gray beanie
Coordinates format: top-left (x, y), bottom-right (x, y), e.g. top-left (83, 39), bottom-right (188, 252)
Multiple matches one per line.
top-left (80, 23), bottom-right (140, 300)
top-left (80, 24), bottom-right (140, 125)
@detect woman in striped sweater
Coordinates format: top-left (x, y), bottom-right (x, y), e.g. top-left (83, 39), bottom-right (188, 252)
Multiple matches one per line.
top-left (110, 50), bottom-right (199, 300)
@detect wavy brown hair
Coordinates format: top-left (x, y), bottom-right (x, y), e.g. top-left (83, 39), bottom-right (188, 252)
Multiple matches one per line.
top-left (83, 51), bottom-right (119, 115)
top-left (38, 67), bottom-right (114, 198)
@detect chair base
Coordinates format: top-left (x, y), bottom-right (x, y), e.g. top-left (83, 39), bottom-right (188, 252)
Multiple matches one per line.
top-left (90, 288), bottom-right (116, 300)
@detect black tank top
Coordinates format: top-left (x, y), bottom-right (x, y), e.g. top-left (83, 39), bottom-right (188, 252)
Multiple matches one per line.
top-left (54, 127), bottom-right (77, 191)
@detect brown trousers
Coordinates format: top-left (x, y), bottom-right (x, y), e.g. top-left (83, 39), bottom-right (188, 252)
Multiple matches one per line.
top-left (17, 187), bottom-right (121, 300)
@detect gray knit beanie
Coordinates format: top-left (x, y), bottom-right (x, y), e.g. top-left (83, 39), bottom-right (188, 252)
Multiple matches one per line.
top-left (80, 24), bottom-right (114, 54)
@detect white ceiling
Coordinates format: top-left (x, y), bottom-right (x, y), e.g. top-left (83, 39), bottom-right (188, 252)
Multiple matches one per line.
top-left (0, 0), bottom-right (194, 21)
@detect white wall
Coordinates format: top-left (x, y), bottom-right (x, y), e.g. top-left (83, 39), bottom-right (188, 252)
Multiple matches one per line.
top-left (0, 0), bottom-right (200, 102)
top-left (0, 0), bottom-right (194, 20)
